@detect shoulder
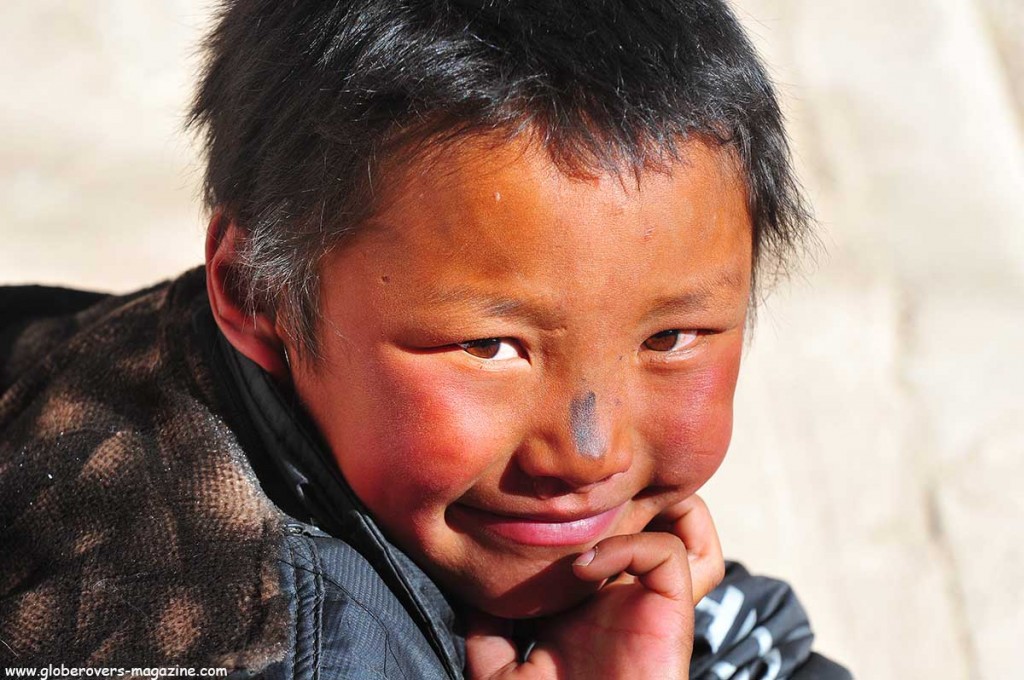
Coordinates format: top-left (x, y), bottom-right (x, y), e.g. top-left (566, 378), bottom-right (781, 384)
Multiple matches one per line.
top-left (249, 523), bottom-right (456, 680)
top-left (0, 277), bottom-right (170, 394)
top-left (0, 269), bottom-right (293, 670)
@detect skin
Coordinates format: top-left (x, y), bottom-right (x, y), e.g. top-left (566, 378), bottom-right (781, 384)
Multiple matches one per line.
top-left (207, 132), bottom-right (753, 678)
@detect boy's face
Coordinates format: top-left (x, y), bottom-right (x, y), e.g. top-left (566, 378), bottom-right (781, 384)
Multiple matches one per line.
top-left (289, 135), bottom-right (752, 618)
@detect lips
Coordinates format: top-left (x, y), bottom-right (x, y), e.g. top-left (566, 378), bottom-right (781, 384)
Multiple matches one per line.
top-left (451, 503), bottom-right (624, 547)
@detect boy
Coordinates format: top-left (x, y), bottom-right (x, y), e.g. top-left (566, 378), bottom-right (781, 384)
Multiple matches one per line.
top-left (0, 1), bottom-right (850, 678)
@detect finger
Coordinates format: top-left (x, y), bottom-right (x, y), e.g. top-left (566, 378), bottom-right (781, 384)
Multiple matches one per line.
top-left (658, 494), bottom-right (725, 603)
top-left (572, 532), bottom-right (691, 601)
top-left (464, 609), bottom-right (518, 679)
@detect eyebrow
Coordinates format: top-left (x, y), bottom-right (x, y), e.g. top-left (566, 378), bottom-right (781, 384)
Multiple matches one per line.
top-left (644, 268), bottom-right (747, 320)
top-left (422, 285), bottom-right (563, 328)
top-left (421, 267), bottom-right (746, 328)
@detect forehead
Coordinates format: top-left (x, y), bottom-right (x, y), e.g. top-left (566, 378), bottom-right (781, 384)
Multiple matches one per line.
top-left (340, 134), bottom-right (752, 320)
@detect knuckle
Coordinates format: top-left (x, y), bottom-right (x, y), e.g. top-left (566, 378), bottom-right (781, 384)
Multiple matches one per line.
top-left (663, 532), bottom-right (688, 554)
top-left (633, 529), bottom-right (685, 553)
top-left (688, 493), bottom-right (712, 519)
top-left (652, 532), bottom-right (688, 568)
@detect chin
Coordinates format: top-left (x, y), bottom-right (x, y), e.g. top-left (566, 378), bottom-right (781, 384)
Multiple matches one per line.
top-left (450, 558), bottom-right (602, 620)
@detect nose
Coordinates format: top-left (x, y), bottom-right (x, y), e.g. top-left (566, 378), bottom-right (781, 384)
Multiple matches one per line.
top-left (515, 389), bottom-right (633, 496)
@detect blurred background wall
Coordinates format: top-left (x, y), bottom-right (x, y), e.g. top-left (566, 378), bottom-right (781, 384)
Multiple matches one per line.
top-left (1, 1), bottom-right (1021, 678)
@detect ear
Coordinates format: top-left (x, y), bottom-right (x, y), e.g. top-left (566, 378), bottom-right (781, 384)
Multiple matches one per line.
top-left (205, 210), bottom-right (291, 381)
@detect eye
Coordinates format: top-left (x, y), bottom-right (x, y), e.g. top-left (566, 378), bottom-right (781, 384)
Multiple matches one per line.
top-left (457, 338), bottom-right (521, 360)
top-left (643, 329), bottom-right (699, 352)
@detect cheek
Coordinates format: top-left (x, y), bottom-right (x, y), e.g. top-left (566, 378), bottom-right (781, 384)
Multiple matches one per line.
top-left (360, 359), bottom-right (520, 506)
top-left (647, 345), bottom-right (742, 491)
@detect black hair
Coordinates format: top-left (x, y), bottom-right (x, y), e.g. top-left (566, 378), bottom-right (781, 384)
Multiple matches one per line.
top-left (189, 0), bottom-right (811, 360)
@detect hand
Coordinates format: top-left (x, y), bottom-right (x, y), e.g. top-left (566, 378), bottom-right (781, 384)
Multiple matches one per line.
top-left (465, 494), bottom-right (725, 680)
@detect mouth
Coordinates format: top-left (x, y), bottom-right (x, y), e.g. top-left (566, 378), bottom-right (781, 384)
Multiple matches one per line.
top-left (450, 503), bottom-right (625, 547)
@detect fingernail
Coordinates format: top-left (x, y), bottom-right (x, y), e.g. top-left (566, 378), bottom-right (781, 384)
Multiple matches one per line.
top-left (573, 548), bottom-right (597, 567)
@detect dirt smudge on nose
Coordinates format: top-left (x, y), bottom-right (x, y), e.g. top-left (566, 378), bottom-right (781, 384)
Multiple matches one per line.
top-left (569, 391), bottom-right (604, 458)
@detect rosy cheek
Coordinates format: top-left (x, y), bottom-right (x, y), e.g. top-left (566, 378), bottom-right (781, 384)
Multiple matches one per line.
top-left (371, 360), bottom-right (516, 501)
top-left (650, 347), bottom-right (742, 492)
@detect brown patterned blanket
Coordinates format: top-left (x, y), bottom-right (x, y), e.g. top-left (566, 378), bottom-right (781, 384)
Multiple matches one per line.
top-left (0, 268), bottom-right (290, 669)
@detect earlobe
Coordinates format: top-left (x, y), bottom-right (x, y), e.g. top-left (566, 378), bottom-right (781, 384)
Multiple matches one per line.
top-left (204, 211), bottom-right (291, 381)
